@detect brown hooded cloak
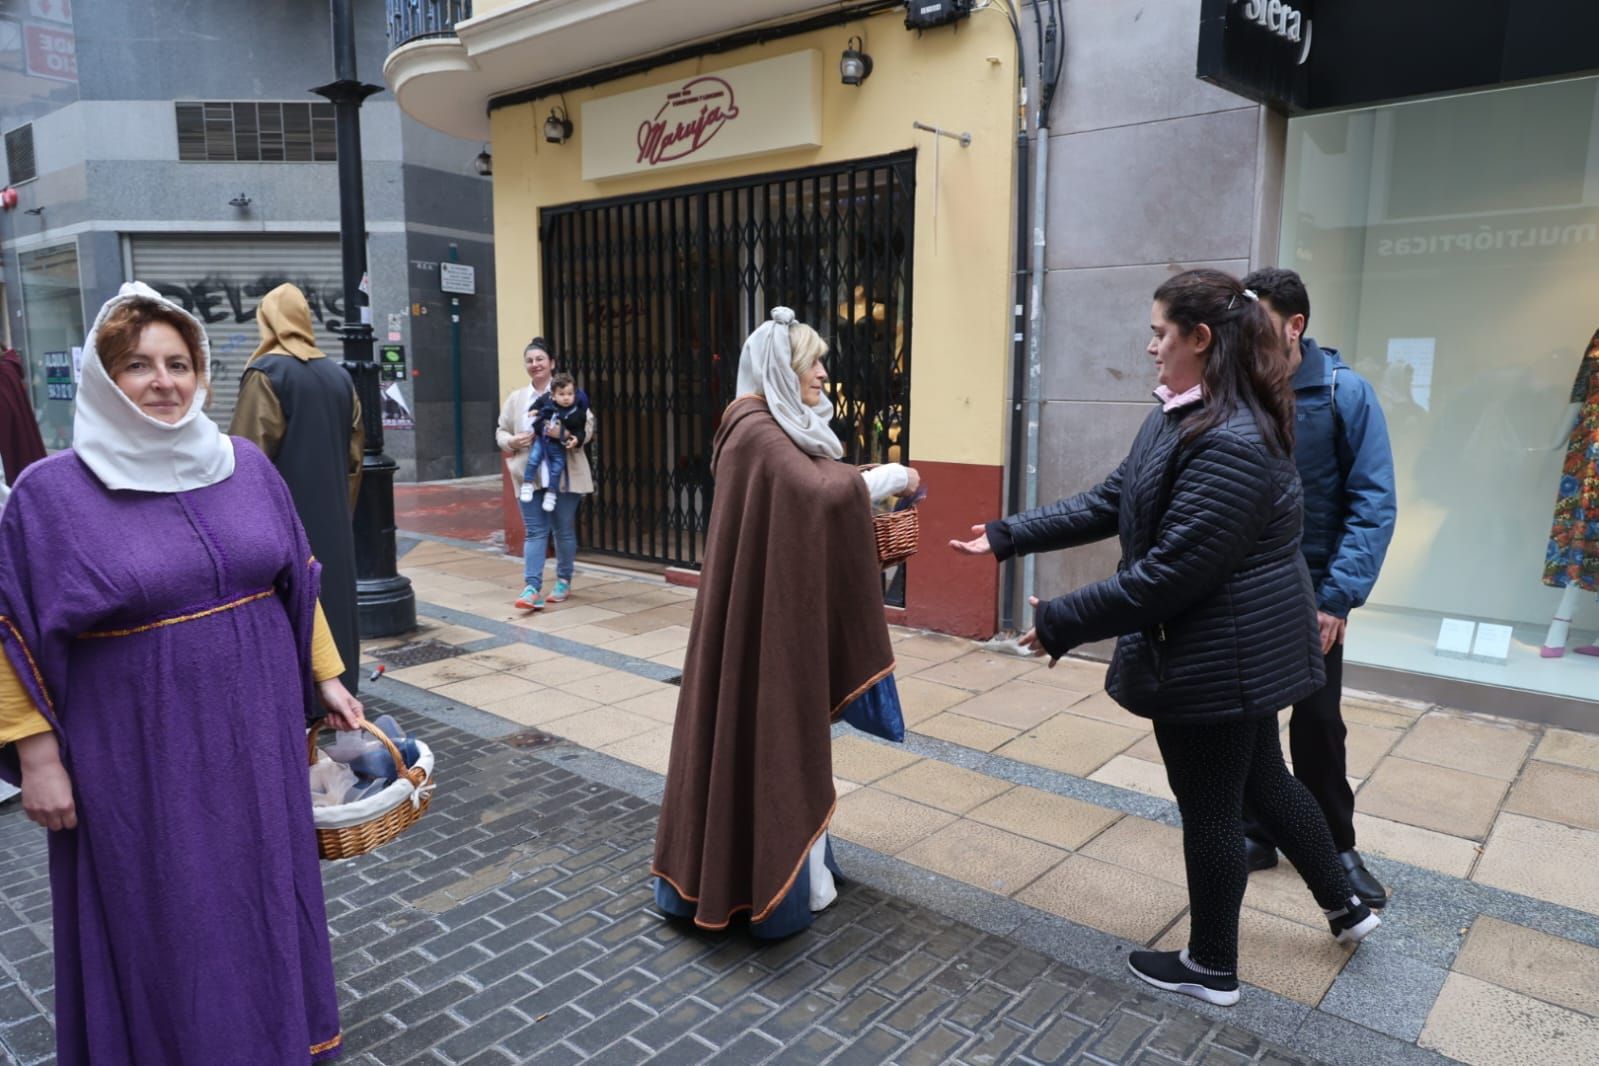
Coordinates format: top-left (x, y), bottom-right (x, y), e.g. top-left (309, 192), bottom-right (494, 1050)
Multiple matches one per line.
top-left (652, 396), bottom-right (895, 932)
top-left (0, 348), bottom-right (46, 483)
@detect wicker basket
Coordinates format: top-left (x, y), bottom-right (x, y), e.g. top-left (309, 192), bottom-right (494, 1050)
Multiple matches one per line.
top-left (307, 719), bottom-right (434, 861)
top-left (873, 507), bottom-right (920, 568)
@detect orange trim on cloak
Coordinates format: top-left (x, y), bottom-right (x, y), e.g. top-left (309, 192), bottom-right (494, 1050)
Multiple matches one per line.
top-left (652, 659), bottom-right (895, 930)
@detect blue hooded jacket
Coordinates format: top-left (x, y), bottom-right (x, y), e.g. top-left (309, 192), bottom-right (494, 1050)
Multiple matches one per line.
top-left (1291, 337), bottom-right (1397, 617)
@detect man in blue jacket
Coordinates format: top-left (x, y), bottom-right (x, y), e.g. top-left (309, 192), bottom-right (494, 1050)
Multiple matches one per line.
top-left (1240, 268), bottom-right (1398, 909)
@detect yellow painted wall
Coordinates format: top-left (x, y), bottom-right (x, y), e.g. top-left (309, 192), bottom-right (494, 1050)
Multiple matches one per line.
top-left (488, 8), bottom-right (1019, 466)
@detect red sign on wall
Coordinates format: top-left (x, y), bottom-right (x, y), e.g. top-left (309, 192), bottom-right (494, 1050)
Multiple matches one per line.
top-left (635, 77), bottom-right (741, 168)
top-left (25, 23), bottom-right (76, 83)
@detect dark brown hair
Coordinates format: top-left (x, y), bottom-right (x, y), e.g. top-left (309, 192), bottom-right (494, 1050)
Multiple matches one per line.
top-left (1240, 266), bottom-right (1310, 328)
top-left (550, 372), bottom-right (575, 392)
top-left (96, 298), bottom-right (207, 381)
top-left (1152, 269), bottom-right (1293, 456)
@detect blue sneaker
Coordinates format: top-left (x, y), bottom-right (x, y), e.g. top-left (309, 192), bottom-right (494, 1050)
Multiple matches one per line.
top-left (549, 579), bottom-right (571, 603)
top-left (514, 585), bottom-right (545, 610)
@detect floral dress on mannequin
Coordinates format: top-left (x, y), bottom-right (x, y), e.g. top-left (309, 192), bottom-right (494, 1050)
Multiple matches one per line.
top-left (1541, 328), bottom-right (1599, 657)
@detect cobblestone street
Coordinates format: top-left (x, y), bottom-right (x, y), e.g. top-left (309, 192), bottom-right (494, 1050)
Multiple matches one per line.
top-left (0, 700), bottom-right (1320, 1066)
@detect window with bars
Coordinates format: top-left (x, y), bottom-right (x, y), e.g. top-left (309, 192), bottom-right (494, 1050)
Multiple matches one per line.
top-left (5, 124), bottom-right (35, 184)
top-left (175, 102), bottom-right (337, 163)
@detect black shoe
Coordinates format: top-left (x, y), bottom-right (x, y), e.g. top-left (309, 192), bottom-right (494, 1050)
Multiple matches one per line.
top-left (1339, 850), bottom-right (1388, 910)
top-left (1324, 894), bottom-right (1381, 945)
top-left (1127, 950), bottom-right (1240, 1006)
top-left (1245, 835), bottom-right (1278, 872)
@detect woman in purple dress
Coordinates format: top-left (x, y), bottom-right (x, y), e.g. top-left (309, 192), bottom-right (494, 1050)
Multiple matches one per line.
top-left (0, 283), bottom-right (363, 1064)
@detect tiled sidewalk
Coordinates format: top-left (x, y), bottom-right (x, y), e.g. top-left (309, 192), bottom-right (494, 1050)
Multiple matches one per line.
top-left (374, 537), bottom-right (1599, 1066)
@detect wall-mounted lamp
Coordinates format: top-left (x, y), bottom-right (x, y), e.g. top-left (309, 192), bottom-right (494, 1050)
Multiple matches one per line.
top-left (840, 36), bottom-right (873, 86)
top-left (473, 146), bottom-right (493, 176)
top-left (229, 193), bottom-right (252, 208)
top-left (544, 106), bottom-right (573, 144)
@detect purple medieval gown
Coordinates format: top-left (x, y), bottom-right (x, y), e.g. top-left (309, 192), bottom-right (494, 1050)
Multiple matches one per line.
top-left (0, 440), bottom-right (342, 1064)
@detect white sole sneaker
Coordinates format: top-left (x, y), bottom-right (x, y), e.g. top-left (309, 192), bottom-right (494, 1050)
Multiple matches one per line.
top-left (1334, 910), bottom-right (1381, 945)
top-left (1126, 956), bottom-right (1241, 1007)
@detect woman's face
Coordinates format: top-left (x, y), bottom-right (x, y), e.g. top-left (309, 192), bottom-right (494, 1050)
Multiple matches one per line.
top-left (1148, 300), bottom-right (1208, 394)
top-left (523, 346), bottom-right (552, 381)
top-left (113, 321), bottom-right (198, 424)
top-left (798, 356), bottom-right (828, 407)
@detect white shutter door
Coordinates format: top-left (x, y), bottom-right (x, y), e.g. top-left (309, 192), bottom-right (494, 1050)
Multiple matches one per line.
top-left (129, 235), bottom-right (346, 430)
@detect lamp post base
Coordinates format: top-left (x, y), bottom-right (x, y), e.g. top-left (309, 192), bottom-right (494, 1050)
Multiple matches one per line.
top-left (358, 574), bottom-right (417, 638)
top-left (352, 446), bottom-right (417, 639)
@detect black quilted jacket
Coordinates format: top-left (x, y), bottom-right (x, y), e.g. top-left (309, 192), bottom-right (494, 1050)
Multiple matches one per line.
top-left (990, 400), bottom-right (1325, 723)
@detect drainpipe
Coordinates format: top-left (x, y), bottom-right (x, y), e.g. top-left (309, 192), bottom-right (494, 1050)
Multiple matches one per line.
top-left (1002, 111), bottom-right (1030, 633)
top-left (1019, 2), bottom-right (1061, 634)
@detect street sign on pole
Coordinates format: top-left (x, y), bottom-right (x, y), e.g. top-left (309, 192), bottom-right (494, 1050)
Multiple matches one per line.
top-left (439, 262), bottom-right (475, 295)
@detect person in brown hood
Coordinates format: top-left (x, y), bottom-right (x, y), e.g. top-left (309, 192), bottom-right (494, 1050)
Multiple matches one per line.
top-left (0, 346), bottom-right (47, 488)
top-left (229, 283), bottom-right (363, 693)
top-left (651, 307), bottom-right (919, 939)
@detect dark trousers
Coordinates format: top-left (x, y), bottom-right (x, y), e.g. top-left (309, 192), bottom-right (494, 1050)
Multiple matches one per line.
top-left (1156, 716), bottom-right (1354, 973)
top-left (1244, 644), bottom-right (1357, 852)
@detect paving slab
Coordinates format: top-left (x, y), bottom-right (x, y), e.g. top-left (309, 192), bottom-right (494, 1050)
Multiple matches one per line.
top-left (1418, 972), bottom-right (1599, 1066)
top-left (1453, 915), bottom-right (1599, 1017)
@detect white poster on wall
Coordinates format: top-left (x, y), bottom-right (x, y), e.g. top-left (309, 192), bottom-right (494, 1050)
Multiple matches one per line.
top-left (1384, 337), bottom-right (1435, 410)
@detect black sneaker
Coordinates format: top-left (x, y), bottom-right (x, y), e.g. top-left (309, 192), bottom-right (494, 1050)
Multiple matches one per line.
top-left (1245, 835), bottom-right (1278, 872)
top-left (1127, 949), bottom-right (1240, 1006)
top-left (1325, 895), bottom-right (1381, 945)
top-left (1338, 850), bottom-right (1388, 910)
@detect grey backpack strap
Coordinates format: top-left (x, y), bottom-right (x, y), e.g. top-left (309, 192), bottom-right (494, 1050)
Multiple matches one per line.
top-left (1330, 366), bottom-right (1353, 476)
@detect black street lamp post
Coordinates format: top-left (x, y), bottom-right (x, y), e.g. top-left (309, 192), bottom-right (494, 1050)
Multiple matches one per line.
top-left (314, 0), bottom-right (416, 638)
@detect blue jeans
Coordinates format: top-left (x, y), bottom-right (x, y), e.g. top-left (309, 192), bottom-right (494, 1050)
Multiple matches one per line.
top-left (520, 489), bottom-right (580, 590)
top-left (523, 436), bottom-right (568, 496)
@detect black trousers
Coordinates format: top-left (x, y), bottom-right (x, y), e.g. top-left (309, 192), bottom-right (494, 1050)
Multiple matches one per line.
top-left (1244, 644), bottom-right (1357, 852)
top-left (1156, 716), bottom-right (1355, 973)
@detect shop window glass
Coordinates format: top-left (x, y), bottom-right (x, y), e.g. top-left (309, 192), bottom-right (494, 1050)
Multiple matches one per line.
top-left (19, 242), bottom-right (83, 451)
top-left (1282, 76), bottom-right (1599, 703)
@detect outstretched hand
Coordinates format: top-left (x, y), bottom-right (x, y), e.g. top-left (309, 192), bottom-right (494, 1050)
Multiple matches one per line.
top-left (1017, 596), bottom-right (1059, 668)
top-left (949, 524), bottom-right (992, 555)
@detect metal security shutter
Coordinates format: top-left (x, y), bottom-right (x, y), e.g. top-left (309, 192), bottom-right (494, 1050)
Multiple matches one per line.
top-left (129, 235), bottom-right (345, 429)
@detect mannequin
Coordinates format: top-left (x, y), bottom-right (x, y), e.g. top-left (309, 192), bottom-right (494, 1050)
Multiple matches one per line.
top-left (1542, 328), bottom-right (1599, 657)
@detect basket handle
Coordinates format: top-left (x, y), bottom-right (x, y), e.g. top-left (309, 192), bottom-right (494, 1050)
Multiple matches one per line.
top-left (307, 718), bottom-right (427, 789)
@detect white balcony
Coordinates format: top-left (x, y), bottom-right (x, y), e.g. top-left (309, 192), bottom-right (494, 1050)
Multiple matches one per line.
top-left (385, 0), bottom-right (881, 140)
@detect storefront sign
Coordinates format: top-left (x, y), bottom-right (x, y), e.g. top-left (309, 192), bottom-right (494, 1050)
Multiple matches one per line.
top-left (24, 22), bottom-right (74, 83)
top-left (581, 50), bottom-right (821, 182)
top-left (1201, 0), bottom-right (1599, 113)
top-left (1197, 0), bottom-right (1313, 110)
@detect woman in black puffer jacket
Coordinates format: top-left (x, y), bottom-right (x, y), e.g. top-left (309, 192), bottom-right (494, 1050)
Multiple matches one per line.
top-left (955, 269), bottom-right (1378, 1006)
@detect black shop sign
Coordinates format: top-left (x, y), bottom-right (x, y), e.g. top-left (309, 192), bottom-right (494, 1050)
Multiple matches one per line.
top-left (1200, 0), bottom-right (1599, 114)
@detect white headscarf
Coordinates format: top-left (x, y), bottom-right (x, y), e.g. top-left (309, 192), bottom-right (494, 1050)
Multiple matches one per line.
top-left (74, 281), bottom-right (235, 493)
top-left (734, 306), bottom-right (843, 460)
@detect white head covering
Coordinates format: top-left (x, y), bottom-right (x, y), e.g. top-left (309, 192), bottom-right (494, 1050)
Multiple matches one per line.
top-left (73, 281), bottom-right (235, 492)
top-left (734, 306), bottom-right (842, 460)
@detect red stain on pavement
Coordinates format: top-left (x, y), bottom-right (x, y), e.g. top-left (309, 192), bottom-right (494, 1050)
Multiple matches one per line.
top-left (395, 478), bottom-right (506, 546)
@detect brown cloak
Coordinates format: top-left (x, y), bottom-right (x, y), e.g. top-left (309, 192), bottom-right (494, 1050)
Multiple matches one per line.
top-left (652, 397), bottom-right (895, 929)
top-left (0, 349), bottom-right (46, 482)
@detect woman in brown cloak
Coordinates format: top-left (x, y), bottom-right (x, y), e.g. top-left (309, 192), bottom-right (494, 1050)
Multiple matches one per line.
top-left (652, 307), bottom-right (919, 939)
